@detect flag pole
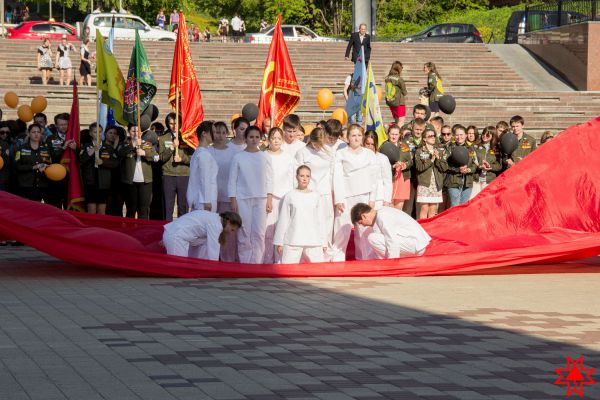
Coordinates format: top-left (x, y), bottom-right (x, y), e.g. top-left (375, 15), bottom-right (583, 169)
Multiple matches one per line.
top-left (174, 53), bottom-right (180, 159)
top-left (95, 82), bottom-right (100, 167)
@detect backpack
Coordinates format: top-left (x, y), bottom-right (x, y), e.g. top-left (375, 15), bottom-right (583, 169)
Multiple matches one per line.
top-left (384, 76), bottom-right (402, 107)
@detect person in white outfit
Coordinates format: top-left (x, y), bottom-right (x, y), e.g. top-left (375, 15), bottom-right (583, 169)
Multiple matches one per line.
top-left (229, 126), bottom-right (274, 264)
top-left (331, 124), bottom-right (378, 261)
top-left (187, 121), bottom-right (218, 212)
top-left (264, 127), bottom-right (297, 263)
top-left (280, 114), bottom-right (306, 157)
top-left (163, 210), bottom-right (242, 260)
top-left (325, 119), bottom-right (348, 152)
top-left (274, 165), bottom-right (327, 264)
top-left (229, 117), bottom-right (249, 152)
top-left (351, 203), bottom-right (431, 259)
top-left (295, 127), bottom-right (335, 260)
top-left (364, 131), bottom-right (393, 209)
top-left (209, 121), bottom-right (239, 261)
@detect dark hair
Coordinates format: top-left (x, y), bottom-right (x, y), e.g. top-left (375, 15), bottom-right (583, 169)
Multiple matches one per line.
top-left (219, 212), bottom-right (242, 246)
top-left (89, 122), bottom-right (102, 131)
top-left (388, 61), bottom-right (403, 76)
top-left (244, 125), bottom-right (262, 139)
top-left (283, 114), bottom-right (301, 130)
top-left (466, 125), bottom-right (479, 144)
top-left (214, 121), bottom-right (229, 137)
top-left (127, 123), bottom-right (137, 131)
top-left (452, 124), bottom-right (466, 135)
top-left (308, 127), bottom-right (326, 151)
top-left (196, 121), bottom-right (214, 141)
top-left (430, 116), bottom-right (444, 125)
top-left (296, 164), bottom-right (311, 175)
top-left (151, 122), bottom-right (165, 135)
top-left (387, 124), bottom-right (400, 135)
top-left (267, 127), bottom-right (283, 140)
top-left (351, 203), bottom-right (372, 225)
top-left (364, 130), bottom-right (378, 149)
top-left (28, 123), bottom-right (44, 134)
top-left (481, 126), bottom-right (498, 149)
top-left (509, 115), bottom-right (525, 126)
top-left (424, 61), bottom-right (442, 80)
top-left (413, 104), bottom-right (428, 114)
top-left (233, 116), bottom-right (250, 130)
top-left (540, 130), bottom-right (554, 144)
top-left (496, 120), bottom-right (509, 130)
top-left (165, 112), bottom-right (178, 128)
top-left (413, 118), bottom-right (426, 128)
top-left (326, 118), bottom-right (343, 138)
top-left (54, 112), bottom-right (69, 124)
top-left (34, 112), bottom-right (47, 124)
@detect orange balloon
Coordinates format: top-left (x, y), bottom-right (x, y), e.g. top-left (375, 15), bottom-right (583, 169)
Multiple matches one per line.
top-left (44, 164), bottom-right (67, 181)
top-left (0, 156), bottom-right (4, 171)
top-left (231, 113), bottom-right (240, 121)
top-left (30, 96), bottom-right (48, 114)
top-left (17, 104), bottom-right (34, 122)
top-left (317, 88), bottom-right (334, 110)
top-left (4, 91), bottom-right (19, 109)
top-left (331, 108), bottom-right (348, 125)
top-left (376, 86), bottom-right (382, 103)
top-left (303, 123), bottom-right (315, 136)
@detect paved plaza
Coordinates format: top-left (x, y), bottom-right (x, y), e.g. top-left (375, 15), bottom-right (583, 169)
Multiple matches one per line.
top-left (0, 246), bottom-right (599, 399)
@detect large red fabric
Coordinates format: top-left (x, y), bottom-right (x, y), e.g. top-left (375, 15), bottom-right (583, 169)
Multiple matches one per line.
top-left (1, 118), bottom-right (600, 277)
top-left (60, 83), bottom-right (85, 212)
top-left (256, 14), bottom-right (301, 129)
top-left (168, 12), bottom-right (203, 149)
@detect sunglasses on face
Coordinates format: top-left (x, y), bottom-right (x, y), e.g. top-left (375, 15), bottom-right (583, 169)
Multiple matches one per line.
top-left (441, 133), bottom-right (452, 136)
top-left (0, 130), bottom-right (9, 134)
top-left (425, 135), bottom-right (436, 139)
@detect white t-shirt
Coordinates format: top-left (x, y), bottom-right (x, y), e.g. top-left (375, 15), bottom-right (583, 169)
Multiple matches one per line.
top-left (231, 16), bottom-right (241, 31)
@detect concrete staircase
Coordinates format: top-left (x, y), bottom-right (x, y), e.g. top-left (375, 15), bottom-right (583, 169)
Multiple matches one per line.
top-left (1, 39), bottom-right (599, 138)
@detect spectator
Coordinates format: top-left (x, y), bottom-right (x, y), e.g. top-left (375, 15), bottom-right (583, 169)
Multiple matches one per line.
top-left (21, 5), bottom-right (29, 22)
top-left (345, 23), bottom-right (371, 65)
top-left (37, 38), bottom-right (53, 85)
top-left (169, 9), bottom-right (179, 29)
top-left (541, 130), bottom-right (554, 144)
top-left (15, 124), bottom-right (50, 202)
top-left (5, 7), bottom-right (12, 24)
top-left (438, 125), bottom-right (477, 207)
top-left (156, 8), bottom-right (166, 30)
top-left (423, 62), bottom-right (443, 118)
top-left (231, 14), bottom-right (242, 43)
top-left (203, 27), bottom-right (211, 42)
top-left (384, 61), bottom-right (408, 128)
top-left (415, 129), bottom-right (444, 218)
top-left (55, 35), bottom-right (75, 86)
top-left (219, 18), bottom-right (229, 43)
top-left (79, 39), bottom-right (92, 86)
top-left (260, 19), bottom-right (269, 32)
top-left (504, 115), bottom-right (537, 168)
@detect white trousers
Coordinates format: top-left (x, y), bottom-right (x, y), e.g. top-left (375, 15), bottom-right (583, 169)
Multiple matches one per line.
top-left (367, 232), bottom-right (425, 259)
top-left (319, 193), bottom-right (335, 262)
top-left (281, 245), bottom-right (325, 264)
top-left (263, 196), bottom-right (282, 264)
top-left (217, 201), bottom-right (238, 262)
top-left (237, 197), bottom-right (267, 264)
top-left (331, 193), bottom-right (370, 262)
top-left (163, 232), bottom-right (208, 259)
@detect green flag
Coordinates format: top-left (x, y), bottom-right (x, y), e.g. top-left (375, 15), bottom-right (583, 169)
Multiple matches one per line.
top-left (95, 29), bottom-right (127, 126)
top-left (123, 30), bottom-right (157, 124)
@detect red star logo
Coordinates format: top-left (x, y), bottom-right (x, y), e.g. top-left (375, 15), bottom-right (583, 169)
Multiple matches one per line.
top-left (555, 356), bottom-right (596, 397)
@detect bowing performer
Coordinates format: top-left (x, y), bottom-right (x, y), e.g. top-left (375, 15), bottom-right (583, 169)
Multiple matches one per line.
top-left (228, 126), bottom-right (274, 264)
top-left (187, 121), bottom-right (218, 212)
top-left (163, 210), bottom-right (242, 260)
top-left (274, 165), bottom-right (327, 264)
top-left (351, 203), bottom-right (431, 259)
top-left (331, 124), bottom-right (378, 261)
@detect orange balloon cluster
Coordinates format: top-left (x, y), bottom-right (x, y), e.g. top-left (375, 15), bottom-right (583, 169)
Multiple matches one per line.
top-left (331, 108), bottom-right (348, 125)
top-left (317, 88), bottom-right (334, 110)
top-left (44, 164), bottom-right (67, 181)
top-left (3, 92), bottom-right (48, 121)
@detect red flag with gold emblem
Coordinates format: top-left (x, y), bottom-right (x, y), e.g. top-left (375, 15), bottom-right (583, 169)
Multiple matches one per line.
top-left (60, 83), bottom-right (85, 211)
top-left (256, 15), bottom-right (301, 128)
top-left (168, 12), bottom-right (203, 148)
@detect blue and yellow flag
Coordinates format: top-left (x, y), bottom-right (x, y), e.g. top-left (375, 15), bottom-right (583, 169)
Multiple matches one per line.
top-left (96, 29), bottom-right (127, 126)
top-left (123, 30), bottom-right (157, 124)
top-left (361, 63), bottom-right (387, 146)
top-left (345, 47), bottom-right (366, 118)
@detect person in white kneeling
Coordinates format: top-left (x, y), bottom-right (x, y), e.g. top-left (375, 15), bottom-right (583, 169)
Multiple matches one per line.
top-left (351, 203), bottom-right (431, 259)
top-left (163, 211), bottom-right (242, 260)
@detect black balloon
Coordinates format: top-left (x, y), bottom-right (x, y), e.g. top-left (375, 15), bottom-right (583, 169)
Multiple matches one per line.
top-left (424, 104), bottom-right (431, 121)
top-left (242, 103), bottom-right (259, 122)
top-left (140, 114), bottom-right (152, 132)
top-left (142, 104), bottom-right (159, 121)
top-left (379, 141), bottom-right (401, 165)
top-left (499, 132), bottom-right (518, 155)
top-left (449, 145), bottom-right (469, 166)
top-left (438, 95), bottom-right (456, 114)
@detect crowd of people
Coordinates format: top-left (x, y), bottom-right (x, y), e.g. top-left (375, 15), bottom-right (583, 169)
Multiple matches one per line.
top-left (0, 100), bottom-right (553, 261)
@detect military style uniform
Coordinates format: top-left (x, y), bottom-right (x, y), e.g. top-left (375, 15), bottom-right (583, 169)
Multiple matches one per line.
top-left (474, 145), bottom-right (502, 185)
top-left (397, 141), bottom-right (414, 181)
top-left (438, 143), bottom-right (477, 189)
top-left (0, 139), bottom-right (10, 190)
top-left (400, 119), bottom-right (435, 134)
top-left (44, 131), bottom-right (68, 208)
top-left (510, 133), bottom-right (537, 165)
top-left (400, 136), bottom-right (421, 216)
top-left (158, 131), bottom-right (194, 221)
top-left (415, 146), bottom-right (444, 190)
top-left (14, 142), bottom-right (51, 201)
top-left (80, 142), bottom-right (120, 204)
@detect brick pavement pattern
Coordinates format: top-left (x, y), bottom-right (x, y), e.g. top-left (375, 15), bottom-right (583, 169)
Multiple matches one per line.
top-left (0, 246), bottom-right (599, 399)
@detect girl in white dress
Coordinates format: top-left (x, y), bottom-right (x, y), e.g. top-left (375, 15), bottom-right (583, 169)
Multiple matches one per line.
top-left (163, 210), bottom-right (242, 260)
top-left (331, 124), bottom-right (378, 261)
top-left (364, 131), bottom-right (393, 209)
top-left (187, 122), bottom-right (218, 212)
top-left (228, 126), bottom-right (274, 264)
top-left (263, 127), bottom-right (296, 264)
top-left (55, 35), bottom-right (75, 86)
top-left (295, 127), bottom-right (335, 261)
top-left (274, 165), bottom-right (327, 264)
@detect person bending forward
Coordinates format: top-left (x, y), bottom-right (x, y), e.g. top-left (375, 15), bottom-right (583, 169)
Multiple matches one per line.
top-left (351, 203), bottom-right (431, 259)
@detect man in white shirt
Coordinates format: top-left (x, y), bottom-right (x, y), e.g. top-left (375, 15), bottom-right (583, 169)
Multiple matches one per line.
top-left (280, 114), bottom-right (306, 157)
top-left (351, 203), bottom-right (431, 259)
top-left (231, 14), bottom-right (241, 43)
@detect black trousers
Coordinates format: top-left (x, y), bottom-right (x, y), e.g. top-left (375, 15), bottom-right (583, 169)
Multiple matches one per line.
top-left (149, 164), bottom-right (164, 220)
top-left (125, 182), bottom-right (152, 220)
top-left (45, 179), bottom-right (68, 209)
top-left (162, 175), bottom-right (189, 221)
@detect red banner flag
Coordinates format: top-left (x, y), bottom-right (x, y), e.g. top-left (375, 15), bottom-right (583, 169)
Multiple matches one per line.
top-left (256, 15), bottom-right (301, 128)
top-left (168, 12), bottom-right (203, 148)
top-left (60, 83), bottom-right (85, 212)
